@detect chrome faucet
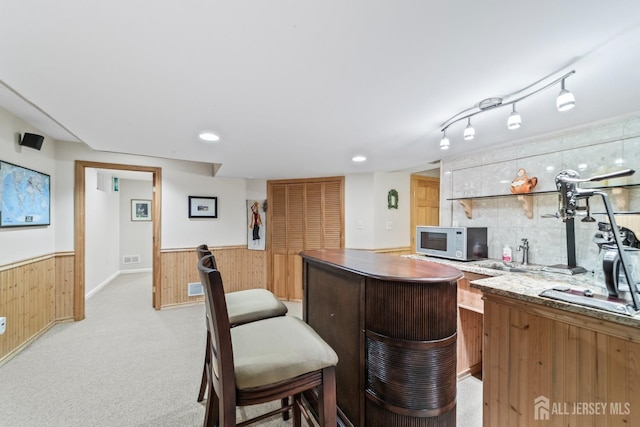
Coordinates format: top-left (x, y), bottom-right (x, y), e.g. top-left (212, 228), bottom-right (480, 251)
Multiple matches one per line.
top-left (517, 238), bottom-right (530, 265)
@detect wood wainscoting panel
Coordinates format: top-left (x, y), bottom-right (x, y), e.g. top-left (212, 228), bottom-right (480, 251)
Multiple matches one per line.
top-left (55, 253), bottom-right (75, 320)
top-left (160, 246), bottom-right (267, 307)
top-left (0, 254), bottom-right (72, 363)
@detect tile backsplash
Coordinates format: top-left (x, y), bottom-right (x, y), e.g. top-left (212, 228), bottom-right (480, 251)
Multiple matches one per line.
top-left (440, 113), bottom-right (640, 273)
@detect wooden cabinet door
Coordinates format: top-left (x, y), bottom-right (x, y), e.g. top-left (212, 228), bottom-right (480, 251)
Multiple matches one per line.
top-left (268, 177), bottom-right (344, 300)
top-left (410, 175), bottom-right (440, 249)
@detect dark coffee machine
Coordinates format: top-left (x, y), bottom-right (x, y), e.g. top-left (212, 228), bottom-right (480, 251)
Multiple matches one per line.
top-left (594, 222), bottom-right (640, 297)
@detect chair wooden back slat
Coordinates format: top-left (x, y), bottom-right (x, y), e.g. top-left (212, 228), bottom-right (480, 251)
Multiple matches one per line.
top-left (198, 255), bottom-right (237, 422)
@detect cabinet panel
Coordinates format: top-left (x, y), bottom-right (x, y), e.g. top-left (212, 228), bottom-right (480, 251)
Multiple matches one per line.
top-left (457, 272), bottom-right (485, 378)
top-left (483, 295), bottom-right (640, 426)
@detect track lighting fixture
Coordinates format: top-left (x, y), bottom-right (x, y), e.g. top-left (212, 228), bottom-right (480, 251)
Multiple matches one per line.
top-left (440, 130), bottom-right (450, 150)
top-left (463, 118), bottom-right (475, 140)
top-left (507, 104), bottom-right (522, 130)
top-left (556, 78), bottom-right (575, 112)
top-left (439, 70), bottom-right (575, 148)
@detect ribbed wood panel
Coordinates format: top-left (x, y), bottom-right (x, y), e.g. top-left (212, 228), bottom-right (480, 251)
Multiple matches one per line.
top-left (366, 333), bottom-right (457, 414)
top-left (160, 246), bottom-right (267, 307)
top-left (365, 400), bottom-right (456, 427)
top-left (365, 279), bottom-right (457, 341)
top-left (287, 184), bottom-right (305, 250)
top-left (1, 254), bottom-right (74, 364)
top-left (323, 180), bottom-right (343, 248)
top-left (304, 183), bottom-right (323, 249)
top-left (270, 185), bottom-right (287, 251)
top-left (483, 295), bottom-right (640, 427)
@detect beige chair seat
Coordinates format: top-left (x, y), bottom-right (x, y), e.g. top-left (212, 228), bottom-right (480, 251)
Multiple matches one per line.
top-left (231, 316), bottom-right (339, 390)
top-left (226, 289), bottom-right (288, 326)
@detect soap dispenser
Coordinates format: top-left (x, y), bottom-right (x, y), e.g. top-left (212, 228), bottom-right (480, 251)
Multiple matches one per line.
top-left (502, 244), bottom-right (512, 262)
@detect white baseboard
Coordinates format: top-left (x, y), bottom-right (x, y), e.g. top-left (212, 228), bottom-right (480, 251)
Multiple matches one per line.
top-left (120, 268), bottom-right (152, 274)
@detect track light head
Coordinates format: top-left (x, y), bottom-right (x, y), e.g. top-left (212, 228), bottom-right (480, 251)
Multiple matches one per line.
top-left (507, 104), bottom-right (522, 130)
top-left (557, 78), bottom-right (575, 111)
top-left (440, 131), bottom-right (450, 150)
top-left (463, 118), bottom-right (475, 140)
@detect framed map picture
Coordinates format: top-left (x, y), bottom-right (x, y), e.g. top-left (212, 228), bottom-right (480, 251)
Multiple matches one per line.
top-left (0, 160), bottom-right (51, 227)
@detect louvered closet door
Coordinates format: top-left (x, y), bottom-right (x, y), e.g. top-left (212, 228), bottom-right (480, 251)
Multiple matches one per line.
top-left (270, 184), bottom-right (288, 299)
top-left (268, 177), bottom-right (344, 300)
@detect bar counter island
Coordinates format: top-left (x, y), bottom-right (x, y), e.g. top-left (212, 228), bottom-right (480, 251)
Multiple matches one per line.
top-left (300, 249), bottom-right (463, 427)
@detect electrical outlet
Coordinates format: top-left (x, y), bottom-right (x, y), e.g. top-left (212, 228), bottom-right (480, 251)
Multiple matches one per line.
top-left (0, 317), bottom-right (6, 335)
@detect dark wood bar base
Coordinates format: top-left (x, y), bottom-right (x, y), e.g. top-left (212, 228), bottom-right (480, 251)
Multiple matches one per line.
top-left (301, 249), bottom-right (462, 427)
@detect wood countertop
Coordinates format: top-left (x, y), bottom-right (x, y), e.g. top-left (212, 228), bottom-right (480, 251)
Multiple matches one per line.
top-left (301, 249), bottom-right (463, 283)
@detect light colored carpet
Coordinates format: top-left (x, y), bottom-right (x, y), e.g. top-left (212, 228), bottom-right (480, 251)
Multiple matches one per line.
top-left (0, 272), bottom-right (482, 426)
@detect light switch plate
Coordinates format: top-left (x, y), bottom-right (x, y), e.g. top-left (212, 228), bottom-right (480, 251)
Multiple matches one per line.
top-left (0, 317), bottom-right (6, 335)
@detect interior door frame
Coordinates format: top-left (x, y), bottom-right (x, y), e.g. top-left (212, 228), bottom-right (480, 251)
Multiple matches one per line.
top-left (74, 160), bottom-right (162, 320)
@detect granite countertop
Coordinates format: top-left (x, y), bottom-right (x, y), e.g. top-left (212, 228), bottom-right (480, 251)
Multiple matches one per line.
top-left (404, 254), bottom-right (640, 327)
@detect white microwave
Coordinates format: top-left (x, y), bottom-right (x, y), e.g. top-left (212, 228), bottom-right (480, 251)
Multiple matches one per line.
top-left (416, 226), bottom-right (488, 261)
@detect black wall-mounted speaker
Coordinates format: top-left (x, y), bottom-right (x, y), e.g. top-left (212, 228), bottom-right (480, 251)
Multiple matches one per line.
top-left (20, 133), bottom-right (45, 150)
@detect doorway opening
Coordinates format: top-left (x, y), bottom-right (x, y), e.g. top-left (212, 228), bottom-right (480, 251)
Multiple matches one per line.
top-left (74, 160), bottom-right (162, 320)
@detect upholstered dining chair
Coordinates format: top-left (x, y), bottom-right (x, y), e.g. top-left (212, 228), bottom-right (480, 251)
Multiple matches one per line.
top-left (197, 255), bottom-right (338, 427)
top-left (195, 244), bottom-right (288, 402)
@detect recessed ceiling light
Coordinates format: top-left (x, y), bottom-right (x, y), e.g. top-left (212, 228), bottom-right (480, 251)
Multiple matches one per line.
top-left (352, 155), bottom-right (366, 162)
top-left (199, 132), bottom-right (220, 142)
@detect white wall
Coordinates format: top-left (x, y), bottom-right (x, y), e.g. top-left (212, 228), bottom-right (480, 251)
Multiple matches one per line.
top-left (345, 172), bottom-right (410, 249)
top-left (0, 107), bottom-right (57, 264)
top-left (85, 168), bottom-right (120, 296)
top-left (373, 172), bottom-right (410, 249)
top-left (162, 167), bottom-right (248, 248)
top-left (345, 174), bottom-right (375, 249)
top-left (53, 140), bottom-right (249, 251)
top-left (246, 179), bottom-right (267, 200)
top-left (440, 112), bottom-right (640, 272)
top-left (119, 178), bottom-right (152, 270)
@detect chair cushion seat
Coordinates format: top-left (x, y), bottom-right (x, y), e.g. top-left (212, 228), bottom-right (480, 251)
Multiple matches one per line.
top-left (231, 316), bottom-right (338, 390)
top-left (225, 289), bottom-right (288, 326)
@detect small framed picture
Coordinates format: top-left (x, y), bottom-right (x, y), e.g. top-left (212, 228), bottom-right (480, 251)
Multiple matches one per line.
top-left (189, 196), bottom-right (217, 218)
top-left (131, 199), bottom-right (151, 221)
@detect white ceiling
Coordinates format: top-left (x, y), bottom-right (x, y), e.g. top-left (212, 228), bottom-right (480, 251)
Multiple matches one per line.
top-left (1, 1), bottom-right (640, 179)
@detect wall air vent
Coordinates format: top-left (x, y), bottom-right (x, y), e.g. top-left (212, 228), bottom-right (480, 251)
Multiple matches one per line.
top-left (123, 255), bottom-right (141, 264)
top-left (188, 282), bottom-right (204, 297)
